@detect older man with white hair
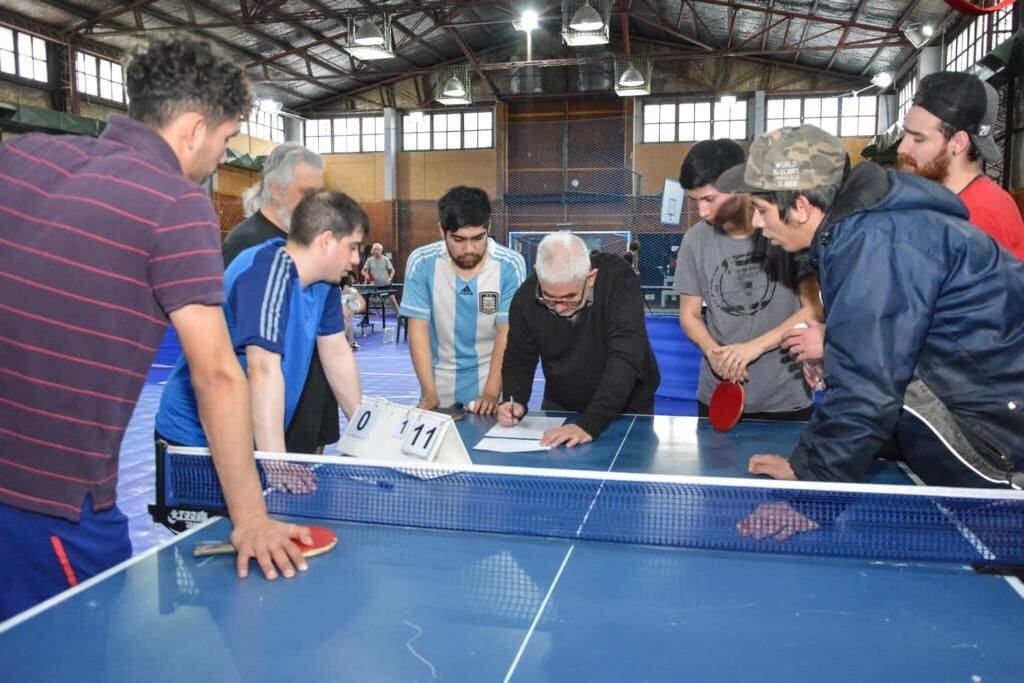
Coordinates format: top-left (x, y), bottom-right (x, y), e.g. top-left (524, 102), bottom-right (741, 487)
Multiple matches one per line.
top-left (498, 232), bottom-right (660, 447)
top-left (222, 143), bottom-right (325, 266)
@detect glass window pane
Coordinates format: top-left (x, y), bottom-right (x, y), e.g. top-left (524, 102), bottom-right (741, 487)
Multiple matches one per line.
top-left (403, 133), bottom-right (417, 150)
top-left (644, 123), bottom-right (659, 142)
top-left (418, 132), bottom-right (430, 149)
top-left (767, 100), bottom-right (783, 118)
top-left (100, 80), bottom-right (112, 100)
top-left (478, 111), bottom-right (492, 129)
top-left (447, 113), bottom-right (460, 129)
top-left (678, 122), bottom-right (694, 141)
top-left (678, 103), bottom-right (693, 122)
top-left (694, 102), bottom-right (710, 121)
top-left (731, 120), bottom-right (746, 139)
top-left (99, 60), bottom-right (110, 80)
top-left (821, 97), bottom-right (838, 117)
top-left (821, 118), bottom-right (838, 136)
top-left (784, 98), bottom-right (801, 118)
top-left (0, 28), bottom-right (12, 52)
top-left (447, 131), bottom-right (460, 148)
top-left (434, 132), bottom-right (446, 149)
top-left (840, 117), bottom-right (857, 137)
top-left (479, 131), bottom-right (492, 148)
top-left (433, 114), bottom-right (447, 132)
top-left (713, 121), bottom-right (728, 139)
top-left (318, 119), bottom-right (331, 136)
top-left (465, 131), bottom-right (478, 148)
top-left (464, 112), bottom-right (477, 129)
top-left (644, 104), bottom-right (660, 124)
top-left (694, 122), bottom-right (711, 141)
top-left (17, 33), bottom-right (30, 55)
top-left (860, 96), bottom-right (876, 116)
top-left (713, 102), bottom-right (728, 120)
top-left (804, 98), bottom-right (820, 117)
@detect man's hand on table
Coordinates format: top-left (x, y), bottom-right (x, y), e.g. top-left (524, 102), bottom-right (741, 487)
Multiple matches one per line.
top-left (230, 516), bottom-right (314, 580)
top-left (541, 424), bottom-right (593, 448)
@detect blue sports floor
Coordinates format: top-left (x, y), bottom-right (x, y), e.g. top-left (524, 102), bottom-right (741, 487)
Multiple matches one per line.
top-left (121, 313), bottom-right (702, 554)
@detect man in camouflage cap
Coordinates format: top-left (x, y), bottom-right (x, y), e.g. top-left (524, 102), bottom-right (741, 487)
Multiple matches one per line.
top-left (718, 125), bottom-right (1024, 536)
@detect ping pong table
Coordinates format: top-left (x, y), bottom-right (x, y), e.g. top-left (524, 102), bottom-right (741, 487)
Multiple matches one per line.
top-left (2, 414), bottom-right (1022, 682)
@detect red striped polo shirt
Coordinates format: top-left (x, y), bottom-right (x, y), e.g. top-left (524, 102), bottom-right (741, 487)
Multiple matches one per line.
top-left (0, 114), bottom-right (225, 521)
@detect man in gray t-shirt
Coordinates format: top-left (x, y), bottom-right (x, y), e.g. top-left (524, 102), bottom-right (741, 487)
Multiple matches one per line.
top-left (361, 242), bottom-right (399, 311)
top-left (675, 139), bottom-right (821, 418)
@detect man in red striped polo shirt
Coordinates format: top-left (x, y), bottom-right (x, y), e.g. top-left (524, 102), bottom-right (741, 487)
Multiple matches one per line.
top-left (0, 37), bottom-right (313, 620)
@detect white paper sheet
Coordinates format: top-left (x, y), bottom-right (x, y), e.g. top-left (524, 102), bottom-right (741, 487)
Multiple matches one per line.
top-left (473, 437), bottom-right (551, 453)
top-left (484, 416), bottom-right (567, 440)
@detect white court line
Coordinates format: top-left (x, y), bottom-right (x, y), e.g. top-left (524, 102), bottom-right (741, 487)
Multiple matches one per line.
top-left (0, 515), bottom-right (222, 634)
top-left (504, 416), bottom-right (636, 681)
top-left (575, 415), bottom-right (636, 536)
top-left (503, 545), bottom-right (575, 683)
top-left (898, 462), bottom-right (1024, 602)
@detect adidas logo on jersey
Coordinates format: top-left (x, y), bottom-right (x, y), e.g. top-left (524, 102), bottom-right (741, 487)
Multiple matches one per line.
top-left (460, 285), bottom-right (473, 295)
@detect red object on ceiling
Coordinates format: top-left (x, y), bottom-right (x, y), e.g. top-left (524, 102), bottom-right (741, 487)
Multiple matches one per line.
top-left (944, 0), bottom-right (1015, 15)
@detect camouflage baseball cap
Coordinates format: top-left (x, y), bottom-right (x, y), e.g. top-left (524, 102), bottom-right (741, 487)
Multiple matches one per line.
top-left (716, 124), bottom-right (847, 194)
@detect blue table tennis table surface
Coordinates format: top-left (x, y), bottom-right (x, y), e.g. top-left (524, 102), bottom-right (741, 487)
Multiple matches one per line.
top-left (2, 414), bottom-right (1022, 682)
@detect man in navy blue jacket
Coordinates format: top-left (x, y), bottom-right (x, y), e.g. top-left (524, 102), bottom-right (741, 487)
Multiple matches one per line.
top-left (717, 125), bottom-right (1024, 498)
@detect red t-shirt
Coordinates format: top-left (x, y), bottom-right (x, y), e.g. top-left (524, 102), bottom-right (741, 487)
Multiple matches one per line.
top-left (958, 174), bottom-right (1024, 259)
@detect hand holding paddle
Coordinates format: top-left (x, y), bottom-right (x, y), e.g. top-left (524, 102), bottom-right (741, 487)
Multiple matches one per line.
top-left (219, 518), bottom-right (324, 580)
top-left (709, 381), bottom-right (745, 431)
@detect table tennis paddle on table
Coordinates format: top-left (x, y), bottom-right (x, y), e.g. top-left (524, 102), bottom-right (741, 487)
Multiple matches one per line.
top-left (709, 381), bottom-right (744, 431)
top-left (193, 525), bottom-right (338, 559)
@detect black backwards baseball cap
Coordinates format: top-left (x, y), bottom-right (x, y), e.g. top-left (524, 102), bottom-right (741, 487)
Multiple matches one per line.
top-left (911, 71), bottom-right (1000, 163)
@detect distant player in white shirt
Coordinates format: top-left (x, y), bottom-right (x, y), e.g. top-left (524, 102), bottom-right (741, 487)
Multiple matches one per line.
top-left (400, 186), bottom-right (527, 414)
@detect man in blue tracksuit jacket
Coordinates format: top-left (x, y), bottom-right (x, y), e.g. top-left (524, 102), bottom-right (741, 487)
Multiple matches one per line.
top-left (717, 124), bottom-right (1024, 502)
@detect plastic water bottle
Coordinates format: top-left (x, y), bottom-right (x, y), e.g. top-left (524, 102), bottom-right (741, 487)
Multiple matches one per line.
top-left (382, 326), bottom-right (397, 344)
top-left (793, 323), bottom-right (826, 392)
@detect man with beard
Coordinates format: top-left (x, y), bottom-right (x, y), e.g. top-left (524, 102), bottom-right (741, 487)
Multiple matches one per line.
top-left (898, 71), bottom-right (1024, 259)
top-left (400, 187), bottom-right (526, 414)
top-left (785, 72), bottom-right (1024, 375)
top-left (222, 143), bottom-right (325, 266)
top-left (674, 139), bottom-right (822, 420)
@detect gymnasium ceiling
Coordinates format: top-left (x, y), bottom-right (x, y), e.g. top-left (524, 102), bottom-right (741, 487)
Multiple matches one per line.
top-left (0, 0), bottom-right (962, 113)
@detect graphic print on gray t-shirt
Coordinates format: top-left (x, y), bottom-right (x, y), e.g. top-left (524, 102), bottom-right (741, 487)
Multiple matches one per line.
top-left (675, 220), bottom-right (812, 413)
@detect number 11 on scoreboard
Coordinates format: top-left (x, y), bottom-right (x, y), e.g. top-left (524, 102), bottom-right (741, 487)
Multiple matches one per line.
top-left (400, 412), bottom-right (446, 460)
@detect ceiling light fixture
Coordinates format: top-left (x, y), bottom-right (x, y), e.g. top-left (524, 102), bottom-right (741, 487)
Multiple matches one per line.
top-left (569, 1), bottom-right (603, 32)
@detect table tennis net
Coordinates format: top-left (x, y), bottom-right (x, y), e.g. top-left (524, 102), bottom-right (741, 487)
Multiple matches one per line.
top-left (158, 447), bottom-right (1024, 567)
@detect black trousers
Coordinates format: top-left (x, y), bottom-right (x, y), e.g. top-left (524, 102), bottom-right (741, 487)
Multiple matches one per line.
top-left (285, 349), bottom-right (339, 453)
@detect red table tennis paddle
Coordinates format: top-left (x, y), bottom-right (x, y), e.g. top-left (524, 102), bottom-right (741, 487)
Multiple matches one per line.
top-left (193, 525), bottom-right (338, 559)
top-left (709, 381), bottom-right (744, 431)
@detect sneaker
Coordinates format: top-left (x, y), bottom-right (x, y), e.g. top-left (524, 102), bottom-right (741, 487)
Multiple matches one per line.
top-left (350, 341), bottom-right (360, 350)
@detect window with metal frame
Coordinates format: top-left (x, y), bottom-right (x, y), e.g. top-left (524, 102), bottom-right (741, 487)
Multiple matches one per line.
top-left (401, 109), bottom-right (494, 151)
top-left (0, 26), bottom-right (47, 82)
top-left (75, 52), bottom-right (124, 104)
top-left (641, 99), bottom-right (749, 143)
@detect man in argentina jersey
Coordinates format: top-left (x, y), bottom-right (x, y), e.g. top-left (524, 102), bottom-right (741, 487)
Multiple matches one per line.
top-left (400, 187), bottom-right (527, 415)
top-left (156, 192), bottom-right (365, 456)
